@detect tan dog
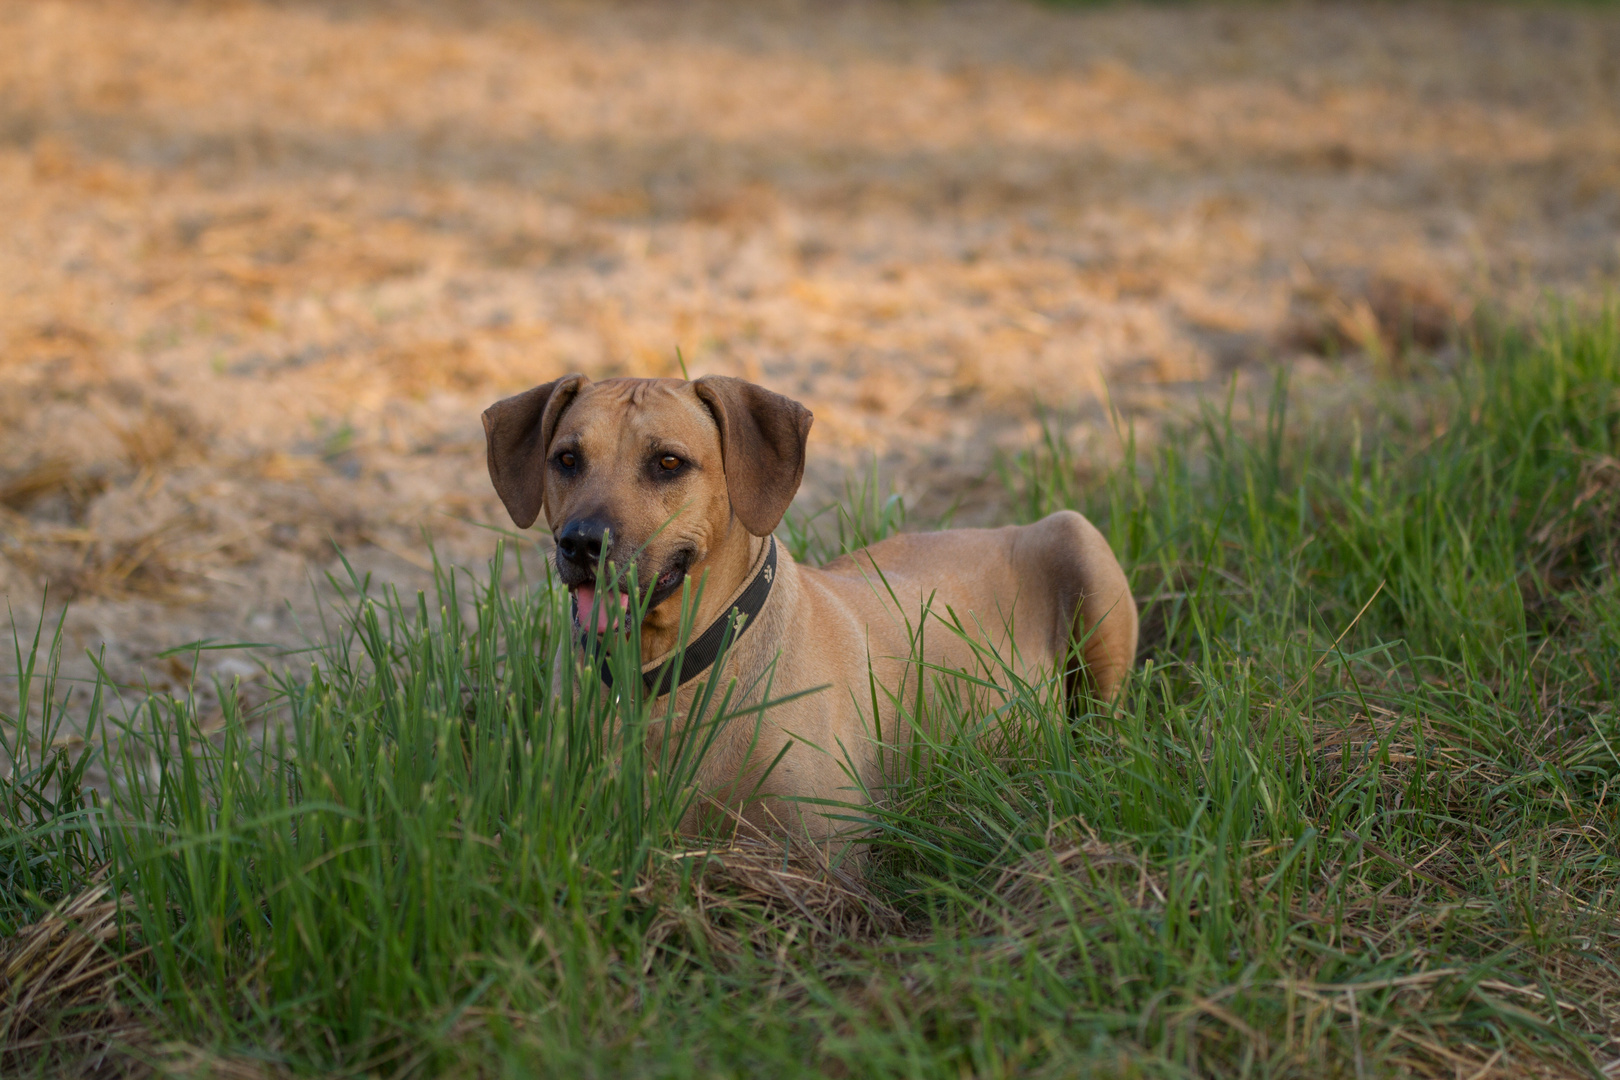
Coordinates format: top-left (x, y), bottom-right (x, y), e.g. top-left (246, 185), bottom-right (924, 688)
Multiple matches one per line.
top-left (483, 375), bottom-right (1137, 846)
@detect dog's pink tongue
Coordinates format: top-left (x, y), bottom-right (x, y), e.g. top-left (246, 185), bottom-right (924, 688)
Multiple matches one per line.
top-left (573, 585), bottom-right (628, 634)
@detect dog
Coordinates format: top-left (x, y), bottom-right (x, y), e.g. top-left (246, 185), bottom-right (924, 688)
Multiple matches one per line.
top-left (483, 375), bottom-right (1137, 848)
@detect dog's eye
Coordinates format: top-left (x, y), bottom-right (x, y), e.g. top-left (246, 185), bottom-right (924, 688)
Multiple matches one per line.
top-left (557, 451), bottom-right (577, 469)
top-left (659, 455), bottom-right (681, 471)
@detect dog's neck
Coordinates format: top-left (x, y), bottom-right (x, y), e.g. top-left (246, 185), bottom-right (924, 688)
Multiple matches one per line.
top-left (639, 524), bottom-right (766, 661)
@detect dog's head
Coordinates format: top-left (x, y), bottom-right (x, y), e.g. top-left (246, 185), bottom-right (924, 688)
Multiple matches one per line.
top-left (482, 375), bottom-right (812, 633)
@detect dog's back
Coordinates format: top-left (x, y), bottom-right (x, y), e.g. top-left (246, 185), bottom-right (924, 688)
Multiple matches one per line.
top-left (806, 509), bottom-right (1138, 710)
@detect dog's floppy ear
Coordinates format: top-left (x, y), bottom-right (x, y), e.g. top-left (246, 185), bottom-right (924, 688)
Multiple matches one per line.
top-left (482, 374), bottom-right (588, 529)
top-left (693, 375), bottom-right (813, 537)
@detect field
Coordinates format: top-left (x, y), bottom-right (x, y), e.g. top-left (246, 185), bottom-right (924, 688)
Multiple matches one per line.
top-left (3, 1), bottom-right (1620, 1077)
top-left (7, 309), bottom-right (1620, 1077)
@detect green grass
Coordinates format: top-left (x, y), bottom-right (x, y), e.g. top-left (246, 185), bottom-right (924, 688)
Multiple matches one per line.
top-left (4, 311), bottom-right (1619, 1077)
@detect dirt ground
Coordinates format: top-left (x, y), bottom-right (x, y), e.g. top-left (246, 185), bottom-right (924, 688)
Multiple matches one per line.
top-left (2, 0), bottom-right (1619, 717)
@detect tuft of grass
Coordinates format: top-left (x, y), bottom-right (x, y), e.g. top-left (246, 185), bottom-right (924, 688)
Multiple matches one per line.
top-left (2, 604), bottom-right (107, 934)
top-left (781, 457), bottom-right (909, 566)
top-left (3, 310), bottom-right (1618, 1077)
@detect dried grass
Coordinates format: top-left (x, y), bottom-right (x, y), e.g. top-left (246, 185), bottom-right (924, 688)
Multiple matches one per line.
top-left (106, 409), bottom-right (204, 473)
top-left (637, 837), bottom-right (904, 964)
top-left (1281, 272), bottom-right (1467, 366)
top-left (0, 461), bottom-right (77, 513)
top-left (1532, 452), bottom-right (1620, 589)
top-left (0, 884), bottom-right (149, 1079)
top-left (969, 834), bottom-right (1618, 1080)
top-left (8, 517), bottom-right (200, 602)
top-left (984, 832), bottom-right (1162, 932)
top-left (0, 460), bottom-right (107, 517)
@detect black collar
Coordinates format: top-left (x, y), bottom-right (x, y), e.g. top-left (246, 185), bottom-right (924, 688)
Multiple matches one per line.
top-left (582, 536), bottom-right (778, 698)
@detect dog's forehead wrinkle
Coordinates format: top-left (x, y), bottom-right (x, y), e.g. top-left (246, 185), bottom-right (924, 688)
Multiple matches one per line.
top-left (621, 397), bottom-right (717, 451)
top-left (595, 376), bottom-right (683, 402)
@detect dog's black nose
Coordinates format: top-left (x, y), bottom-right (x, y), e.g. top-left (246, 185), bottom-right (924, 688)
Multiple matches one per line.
top-left (556, 517), bottom-right (611, 571)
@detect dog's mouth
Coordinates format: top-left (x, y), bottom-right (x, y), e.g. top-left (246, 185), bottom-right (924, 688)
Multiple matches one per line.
top-left (570, 553), bottom-right (694, 636)
top-left (571, 582), bottom-right (629, 636)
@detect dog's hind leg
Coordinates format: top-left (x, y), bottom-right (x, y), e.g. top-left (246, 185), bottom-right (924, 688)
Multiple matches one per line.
top-left (1027, 510), bottom-right (1138, 706)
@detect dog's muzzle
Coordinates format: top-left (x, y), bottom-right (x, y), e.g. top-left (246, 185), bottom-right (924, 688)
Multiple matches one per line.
top-left (555, 516), bottom-right (610, 583)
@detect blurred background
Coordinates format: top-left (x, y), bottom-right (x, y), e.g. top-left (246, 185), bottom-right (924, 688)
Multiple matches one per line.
top-left (2, 0), bottom-right (1618, 709)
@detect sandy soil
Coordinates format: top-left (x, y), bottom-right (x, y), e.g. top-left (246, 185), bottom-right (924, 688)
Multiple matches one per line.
top-left (2, 0), bottom-right (1619, 718)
